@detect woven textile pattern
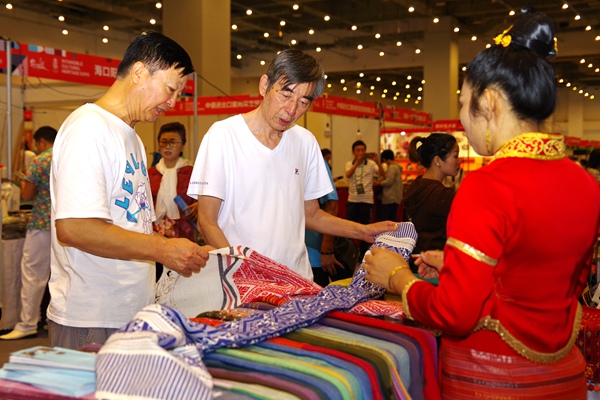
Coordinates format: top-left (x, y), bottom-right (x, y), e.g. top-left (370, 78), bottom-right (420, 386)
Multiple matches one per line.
top-left (96, 222), bottom-right (417, 400)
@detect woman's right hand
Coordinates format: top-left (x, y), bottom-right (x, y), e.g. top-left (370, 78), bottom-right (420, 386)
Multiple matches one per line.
top-left (414, 250), bottom-right (444, 279)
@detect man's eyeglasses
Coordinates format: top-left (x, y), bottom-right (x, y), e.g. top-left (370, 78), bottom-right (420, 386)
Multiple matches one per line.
top-left (158, 139), bottom-right (182, 148)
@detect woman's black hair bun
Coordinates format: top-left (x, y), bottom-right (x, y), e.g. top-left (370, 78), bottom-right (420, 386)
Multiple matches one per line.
top-left (509, 8), bottom-right (556, 59)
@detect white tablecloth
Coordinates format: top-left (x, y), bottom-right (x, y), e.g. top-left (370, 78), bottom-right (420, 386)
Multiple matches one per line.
top-left (0, 238), bottom-right (25, 330)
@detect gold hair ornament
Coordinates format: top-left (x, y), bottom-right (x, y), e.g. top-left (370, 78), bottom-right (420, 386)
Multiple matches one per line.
top-left (493, 25), bottom-right (513, 47)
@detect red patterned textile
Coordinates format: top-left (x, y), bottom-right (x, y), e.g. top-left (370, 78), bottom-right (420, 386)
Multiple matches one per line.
top-left (578, 306), bottom-right (600, 388)
top-left (231, 246), bottom-right (407, 319)
top-left (441, 338), bottom-right (586, 400)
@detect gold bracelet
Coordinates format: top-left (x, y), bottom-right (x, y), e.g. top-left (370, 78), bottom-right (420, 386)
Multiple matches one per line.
top-left (388, 265), bottom-right (406, 291)
top-left (402, 278), bottom-right (420, 320)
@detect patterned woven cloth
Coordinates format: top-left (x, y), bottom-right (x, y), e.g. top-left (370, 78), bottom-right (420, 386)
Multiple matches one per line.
top-left (96, 222), bottom-right (417, 399)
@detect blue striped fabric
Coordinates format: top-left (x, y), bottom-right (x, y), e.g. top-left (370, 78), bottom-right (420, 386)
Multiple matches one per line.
top-left (96, 222), bottom-right (418, 399)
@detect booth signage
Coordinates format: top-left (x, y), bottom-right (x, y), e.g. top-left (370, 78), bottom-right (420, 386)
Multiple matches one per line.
top-left (0, 40), bottom-right (194, 92)
top-left (433, 119), bottom-right (464, 132)
top-left (165, 94), bottom-right (262, 116)
top-left (382, 106), bottom-right (432, 125)
top-left (311, 95), bottom-right (380, 118)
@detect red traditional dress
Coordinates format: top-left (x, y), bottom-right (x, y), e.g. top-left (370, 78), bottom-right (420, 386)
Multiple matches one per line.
top-left (403, 133), bottom-right (600, 399)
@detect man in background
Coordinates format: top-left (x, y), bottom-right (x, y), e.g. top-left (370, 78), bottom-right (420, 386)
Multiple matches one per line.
top-left (378, 149), bottom-right (404, 222)
top-left (1, 126), bottom-right (57, 340)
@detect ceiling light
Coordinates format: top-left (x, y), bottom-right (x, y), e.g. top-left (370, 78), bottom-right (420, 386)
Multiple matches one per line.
top-left (406, 94), bottom-right (411, 98)
top-left (589, 63), bottom-right (594, 68)
top-left (418, 96), bottom-right (422, 100)
top-left (375, 33), bottom-right (381, 39)
top-left (231, 24), bottom-right (237, 30)
top-left (421, 80), bottom-right (426, 84)
top-left (316, 47), bottom-right (321, 52)
top-left (62, 29), bottom-right (68, 35)
top-left (575, 15), bottom-right (581, 20)
top-left (596, 68), bottom-right (600, 72)
top-left (379, 51), bottom-right (385, 56)
top-left (357, 44), bottom-right (363, 50)
top-left (566, 82), bottom-right (571, 87)
top-left (596, 35), bottom-right (600, 41)
top-left (327, 83), bottom-right (332, 88)
top-left (280, 20), bottom-right (286, 26)
top-left (383, 89), bottom-right (388, 93)
top-left (263, 32), bottom-right (269, 37)
top-left (370, 86), bottom-right (375, 90)
top-left (246, 9), bottom-right (252, 15)
top-left (5, 3), bottom-right (12, 9)
top-left (562, 3), bottom-right (569, 9)
top-left (509, 10), bottom-right (515, 16)
top-left (324, 15), bottom-right (330, 21)
top-left (308, 29), bottom-right (314, 35)
top-left (58, 15), bottom-right (65, 22)
top-left (292, 4), bottom-right (299, 11)
top-left (290, 39), bottom-right (297, 45)
top-left (351, 25), bottom-right (357, 31)
top-left (581, 58), bottom-right (586, 63)
top-left (585, 92), bottom-right (589, 97)
top-left (418, 87), bottom-right (423, 91)
top-left (356, 82), bottom-right (362, 87)
top-left (415, 48), bottom-right (421, 54)
top-left (236, 54), bottom-right (242, 59)
top-left (471, 35), bottom-right (477, 41)
top-left (405, 84), bottom-right (410, 89)
top-left (155, 2), bottom-right (162, 9)
top-left (456, 89), bottom-right (461, 94)
top-left (103, 25), bottom-right (110, 31)
top-left (579, 89), bottom-right (584, 93)
top-left (408, 6), bottom-right (415, 12)
top-left (396, 41), bottom-right (402, 46)
top-left (573, 86), bottom-right (578, 90)
top-left (150, 19), bottom-right (156, 25)
top-left (359, 73), bottom-right (364, 77)
top-left (392, 81), bottom-right (397, 85)
top-left (586, 26), bottom-right (592, 31)
top-left (591, 95), bottom-right (595, 99)
top-left (486, 44), bottom-right (491, 48)
top-left (343, 87), bottom-right (348, 91)
top-left (393, 96), bottom-right (398, 100)
top-left (370, 92), bottom-right (374, 96)
top-left (454, 27), bottom-right (460, 32)
top-left (102, 38), bottom-right (108, 44)
top-left (433, 17), bottom-right (439, 23)
top-left (376, 77), bottom-right (381, 81)
top-left (260, 60), bottom-right (266, 65)
top-left (407, 75), bottom-right (412, 80)
top-left (340, 79), bottom-right (345, 84)
top-left (559, 78), bottom-right (564, 83)
top-left (356, 89), bottom-right (361, 94)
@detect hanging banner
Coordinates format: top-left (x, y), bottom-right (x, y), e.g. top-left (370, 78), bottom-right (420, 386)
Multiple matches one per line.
top-left (166, 94), bottom-right (262, 116)
top-left (433, 119), bottom-right (464, 132)
top-left (0, 40), bottom-right (194, 92)
top-left (310, 95), bottom-right (380, 118)
top-left (382, 105), bottom-right (432, 126)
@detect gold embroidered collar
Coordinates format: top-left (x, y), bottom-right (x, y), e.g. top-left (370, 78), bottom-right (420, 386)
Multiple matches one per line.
top-left (492, 132), bottom-right (565, 162)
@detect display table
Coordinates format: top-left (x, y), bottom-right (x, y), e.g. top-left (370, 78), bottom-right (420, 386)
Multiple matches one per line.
top-left (1, 238), bottom-right (25, 330)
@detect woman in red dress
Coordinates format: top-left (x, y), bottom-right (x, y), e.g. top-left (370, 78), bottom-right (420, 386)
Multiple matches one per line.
top-left (364, 8), bottom-right (600, 399)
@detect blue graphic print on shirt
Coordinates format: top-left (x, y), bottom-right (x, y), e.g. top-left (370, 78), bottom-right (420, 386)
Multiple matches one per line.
top-left (115, 152), bottom-right (151, 232)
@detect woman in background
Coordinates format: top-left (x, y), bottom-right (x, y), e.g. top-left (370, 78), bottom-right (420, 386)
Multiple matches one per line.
top-left (148, 122), bottom-right (197, 244)
top-left (364, 9), bottom-right (600, 399)
top-left (402, 133), bottom-right (460, 269)
top-left (587, 148), bottom-right (600, 185)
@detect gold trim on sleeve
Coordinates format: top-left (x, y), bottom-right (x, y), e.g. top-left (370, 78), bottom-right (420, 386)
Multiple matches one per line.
top-left (446, 238), bottom-right (498, 267)
top-left (402, 278), bottom-right (420, 320)
top-left (472, 303), bottom-right (582, 364)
